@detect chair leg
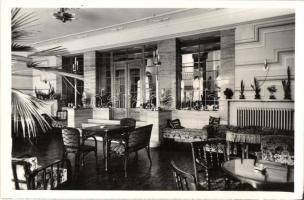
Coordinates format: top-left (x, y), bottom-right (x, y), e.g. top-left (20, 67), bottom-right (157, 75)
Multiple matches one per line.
top-left (124, 154), bottom-right (128, 178)
top-left (94, 150), bottom-right (99, 174)
top-left (145, 146), bottom-right (152, 166)
top-left (74, 153), bottom-right (80, 178)
top-left (134, 151), bottom-right (138, 161)
top-left (82, 154), bottom-right (85, 167)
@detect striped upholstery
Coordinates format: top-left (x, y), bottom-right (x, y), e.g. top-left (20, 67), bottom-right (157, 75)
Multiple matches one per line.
top-left (62, 128), bottom-right (81, 148)
top-left (120, 118), bottom-right (136, 128)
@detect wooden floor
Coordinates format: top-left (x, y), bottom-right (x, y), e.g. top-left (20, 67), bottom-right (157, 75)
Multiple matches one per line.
top-left (12, 134), bottom-right (194, 190)
top-left (12, 134), bottom-right (293, 191)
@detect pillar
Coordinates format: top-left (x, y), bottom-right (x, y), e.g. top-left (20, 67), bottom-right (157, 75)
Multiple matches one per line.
top-left (219, 29), bottom-right (235, 124)
top-left (157, 39), bottom-right (177, 110)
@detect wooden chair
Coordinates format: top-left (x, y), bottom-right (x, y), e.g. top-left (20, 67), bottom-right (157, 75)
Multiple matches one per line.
top-left (111, 124), bottom-right (153, 177)
top-left (191, 139), bottom-right (229, 190)
top-left (11, 154), bottom-right (72, 190)
top-left (61, 127), bottom-right (98, 177)
top-left (120, 118), bottom-right (136, 128)
top-left (170, 161), bottom-right (197, 190)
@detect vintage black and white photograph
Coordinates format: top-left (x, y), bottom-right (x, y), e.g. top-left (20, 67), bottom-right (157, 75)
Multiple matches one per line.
top-left (1, 1), bottom-right (304, 199)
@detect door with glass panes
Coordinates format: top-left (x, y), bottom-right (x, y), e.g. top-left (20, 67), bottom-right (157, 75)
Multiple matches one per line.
top-left (113, 59), bottom-right (142, 120)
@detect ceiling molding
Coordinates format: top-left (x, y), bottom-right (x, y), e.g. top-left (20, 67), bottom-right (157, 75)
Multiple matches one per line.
top-left (30, 8), bottom-right (197, 46)
top-left (33, 9), bottom-right (295, 55)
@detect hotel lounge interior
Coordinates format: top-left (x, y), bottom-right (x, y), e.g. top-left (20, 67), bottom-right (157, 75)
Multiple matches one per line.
top-left (6, 6), bottom-right (303, 196)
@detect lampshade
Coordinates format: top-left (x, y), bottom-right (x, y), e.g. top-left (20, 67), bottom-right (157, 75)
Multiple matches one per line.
top-left (147, 58), bottom-right (153, 67)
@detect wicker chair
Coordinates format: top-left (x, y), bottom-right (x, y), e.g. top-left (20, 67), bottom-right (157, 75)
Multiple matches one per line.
top-left (108, 118), bottom-right (137, 158)
top-left (191, 139), bottom-right (229, 190)
top-left (170, 160), bottom-right (197, 190)
top-left (62, 127), bottom-right (98, 177)
top-left (111, 124), bottom-right (153, 177)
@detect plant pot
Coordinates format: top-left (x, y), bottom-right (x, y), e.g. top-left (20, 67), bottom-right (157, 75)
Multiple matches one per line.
top-left (254, 94), bottom-right (261, 99)
top-left (239, 94), bottom-right (245, 99)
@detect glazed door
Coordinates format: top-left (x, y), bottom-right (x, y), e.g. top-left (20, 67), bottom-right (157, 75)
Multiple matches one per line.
top-left (113, 60), bottom-right (142, 120)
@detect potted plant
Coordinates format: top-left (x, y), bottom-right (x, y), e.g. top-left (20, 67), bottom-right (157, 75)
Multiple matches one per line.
top-left (224, 88), bottom-right (233, 99)
top-left (267, 85), bottom-right (277, 99)
top-left (11, 8), bottom-right (67, 140)
top-left (251, 77), bottom-right (261, 99)
top-left (239, 80), bottom-right (245, 99)
top-left (282, 66), bottom-right (292, 100)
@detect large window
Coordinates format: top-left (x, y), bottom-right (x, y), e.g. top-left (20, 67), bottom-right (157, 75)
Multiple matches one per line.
top-left (96, 44), bottom-right (157, 110)
top-left (179, 36), bottom-right (221, 111)
top-left (62, 55), bottom-right (84, 107)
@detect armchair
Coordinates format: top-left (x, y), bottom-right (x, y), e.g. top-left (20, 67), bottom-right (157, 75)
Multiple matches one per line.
top-left (11, 155), bottom-right (71, 190)
top-left (110, 124), bottom-right (153, 177)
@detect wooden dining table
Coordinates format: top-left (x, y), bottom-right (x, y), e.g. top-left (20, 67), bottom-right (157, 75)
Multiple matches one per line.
top-left (222, 159), bottom-right (294, 191)
top-left (82, 124), bottom-right (132, 172)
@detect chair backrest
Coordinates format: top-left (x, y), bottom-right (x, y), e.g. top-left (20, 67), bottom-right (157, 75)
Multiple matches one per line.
top-left (57, 110), bottom-right (67, 121)
top-left (126, 124), bottom-right (153, 152)
top-left (191, 139), bottom-right (227, 186)
top-left (120, 118), bottom-right (136, 129)
top-left (170, 161), bottom-right (197, 190)
top-left (62, 127), bottom-right (81, 148)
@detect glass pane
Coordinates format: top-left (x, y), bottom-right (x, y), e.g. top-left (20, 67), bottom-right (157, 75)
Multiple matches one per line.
top-left (130, 69), bottom-right (140, 108)
top-left (180, 48), bottom-right (220, 111)
top-left (115, 69), bottom-right (125, 108)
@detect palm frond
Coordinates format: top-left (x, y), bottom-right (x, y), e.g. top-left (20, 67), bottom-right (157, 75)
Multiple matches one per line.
top-left (12, 89), bottom-right (51, 138)
top-left (26, 61), bottom-right (41, 68)
top-left (12, 42), bottom-right (35, 52)
top-left (29, 46), bottom-right (69, 56)
top-left (11, 8), bottom-right (39, 43)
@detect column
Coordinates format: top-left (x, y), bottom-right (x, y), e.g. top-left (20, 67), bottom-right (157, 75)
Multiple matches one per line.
top-left (219, 29), bottom-right (235, 124)
top-left (157, 39), bottom-right (177, 110)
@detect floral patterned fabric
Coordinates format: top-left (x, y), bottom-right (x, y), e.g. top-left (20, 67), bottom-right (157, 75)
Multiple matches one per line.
top-left (259, 135), bottom-right (294, 165)
top-left (163, 128), bottom-right (208, 142)
top-left (226, 131), bottom-right (261, 144)
top-left (12, 157), bottom-right (68, 190)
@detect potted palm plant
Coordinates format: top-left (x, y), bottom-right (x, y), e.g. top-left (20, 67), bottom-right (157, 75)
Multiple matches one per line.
top-left (239, 80), bottom-right (245, 99)
top-left (11, 8), bottom-right (67, 140)
top-left (251, 77), bottom-right (261, 99)
top-left (282, 66), bottom-right (292, 100)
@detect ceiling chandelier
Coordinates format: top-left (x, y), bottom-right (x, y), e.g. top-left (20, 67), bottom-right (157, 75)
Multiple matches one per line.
top-left (53, 8), bottom-right (76, 23)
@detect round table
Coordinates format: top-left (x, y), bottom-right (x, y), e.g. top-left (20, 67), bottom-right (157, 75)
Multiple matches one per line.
top-left (222, 159), bottom-right (294, 191)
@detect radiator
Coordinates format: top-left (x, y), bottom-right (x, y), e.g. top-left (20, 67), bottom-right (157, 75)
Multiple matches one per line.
top-left (237, 107), bottom-right (294, 130)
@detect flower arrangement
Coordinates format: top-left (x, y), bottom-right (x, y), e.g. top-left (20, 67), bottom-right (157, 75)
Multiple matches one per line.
top-left (267, 85), bottom-right (277, 99)
top-left (223, 88), bottom-right (233, 99)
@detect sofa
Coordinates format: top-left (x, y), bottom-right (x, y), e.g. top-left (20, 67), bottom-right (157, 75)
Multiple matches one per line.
top-left (162, 117), bottom-right (221, 143)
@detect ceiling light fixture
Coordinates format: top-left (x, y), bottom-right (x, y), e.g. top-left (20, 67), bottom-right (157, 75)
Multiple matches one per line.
top-left (53, 8), bottom-right (76, 23)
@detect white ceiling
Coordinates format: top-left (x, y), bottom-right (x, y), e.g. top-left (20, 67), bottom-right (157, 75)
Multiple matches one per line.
top-left (22, 8), bottom-right (184, 44)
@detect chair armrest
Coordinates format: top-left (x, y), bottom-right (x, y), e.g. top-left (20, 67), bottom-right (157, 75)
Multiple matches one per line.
top-left (82, 135), bottom-right (98, 148)
top-left (30, 159), bottom-right (72, 189)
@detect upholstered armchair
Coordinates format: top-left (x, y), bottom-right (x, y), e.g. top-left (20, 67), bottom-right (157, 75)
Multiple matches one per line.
top-left (11, 155), bottom-right (71, 190)
top-left (256, 135), bottom-right (294, 166)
